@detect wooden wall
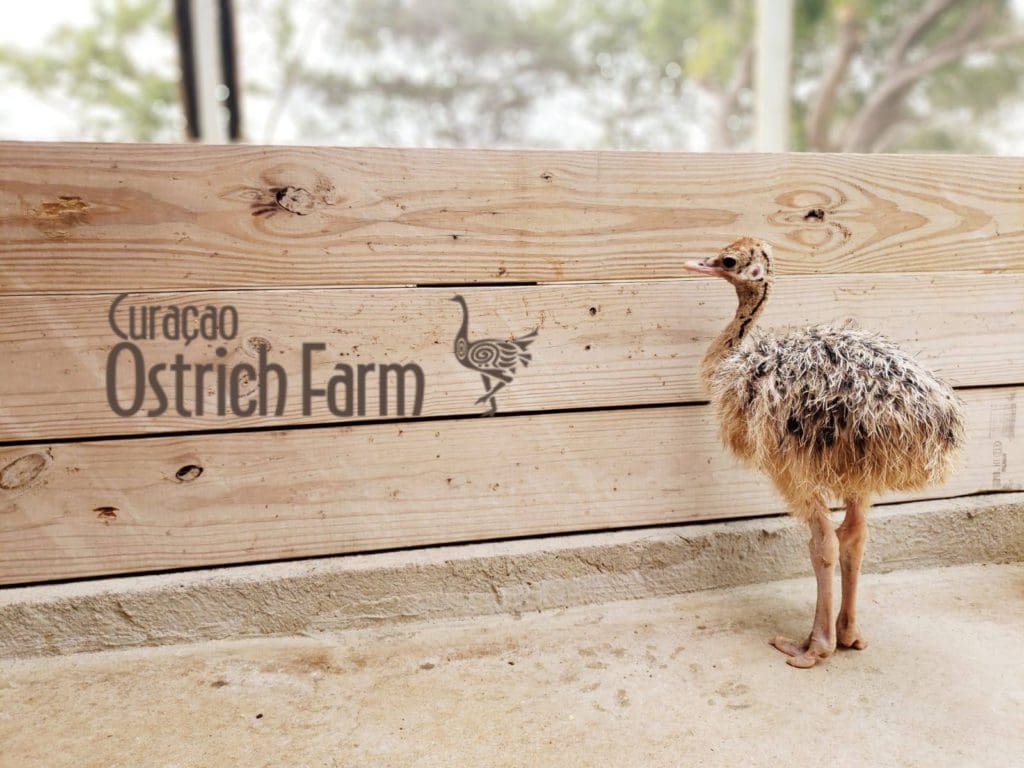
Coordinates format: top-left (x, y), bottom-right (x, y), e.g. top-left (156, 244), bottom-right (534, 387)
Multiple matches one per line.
top-left (1, 143), bottom-right (1021, 584)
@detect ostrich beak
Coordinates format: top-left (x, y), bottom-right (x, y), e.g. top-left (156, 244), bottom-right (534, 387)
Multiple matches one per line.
top-left (683, 259), bottom-right (726, 277)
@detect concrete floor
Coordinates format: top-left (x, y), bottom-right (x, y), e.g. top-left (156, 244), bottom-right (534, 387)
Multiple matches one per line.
top-left (1, 563), bottom-right (1022, 768)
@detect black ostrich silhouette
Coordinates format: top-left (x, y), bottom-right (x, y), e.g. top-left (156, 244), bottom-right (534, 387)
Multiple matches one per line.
top-left (451, 295), bottom-right (538, 415)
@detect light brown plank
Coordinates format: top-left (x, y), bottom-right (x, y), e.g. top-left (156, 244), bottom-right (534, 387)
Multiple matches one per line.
top-left (1, 143), bottom-right (1022, 294)
top-left (0, 387), bottom-right (1018, 584)
top-left (0, 273), bottom-right (1020, 441)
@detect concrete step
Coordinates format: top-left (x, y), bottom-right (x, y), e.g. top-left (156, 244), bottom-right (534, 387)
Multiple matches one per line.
top-left (2, 492), bottom-right (1022, 658)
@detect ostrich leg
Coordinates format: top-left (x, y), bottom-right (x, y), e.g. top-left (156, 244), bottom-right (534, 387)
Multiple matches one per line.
top-left (772, 499), bottom-right (839, 668)
top-left (836, 496), bottom-right (869, 649)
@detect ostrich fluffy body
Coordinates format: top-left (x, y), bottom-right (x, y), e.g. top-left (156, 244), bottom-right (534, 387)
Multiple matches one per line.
top-left (685, 237), bottom-right (965, 668)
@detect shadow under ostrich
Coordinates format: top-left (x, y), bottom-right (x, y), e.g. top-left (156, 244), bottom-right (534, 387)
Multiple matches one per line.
top-left (451, 295), bottom-right (538, 416)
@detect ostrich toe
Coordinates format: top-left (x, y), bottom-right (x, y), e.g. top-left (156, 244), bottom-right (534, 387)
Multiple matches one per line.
top-left (837, 616), bottom-right (868, 650)
top-left (770, 635), bottom-right (834, 668)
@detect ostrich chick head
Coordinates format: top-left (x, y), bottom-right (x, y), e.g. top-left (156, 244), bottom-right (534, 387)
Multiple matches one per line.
top-left (683, 237), bottom-right (774, 289)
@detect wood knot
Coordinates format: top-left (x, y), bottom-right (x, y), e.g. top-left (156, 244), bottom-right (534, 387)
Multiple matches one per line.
top-left (242, 335), bottom-right (272, 357)
top-left (0, 452), bottom-right (52, 490)
top-left (244, 168), bottom-right (338, 219)
top-left (273, 186), bottom-right (315, 215)
top-left (175, 464), bottom-right (204, 482)
top-left (540, 172), bottom-right (553, 181)
top-left (94, 506), bottom-right (119, 520)
top-left (769, 188), bottom-right (849, 250)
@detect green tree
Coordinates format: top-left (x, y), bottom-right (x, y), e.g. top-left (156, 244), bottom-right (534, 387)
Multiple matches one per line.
top-left (0, 0), bottom-right (181, 141)
top-left (252, 0), bottom-right (591, 145)
top-left (794, 0), bottom-right (1024, 151)
top-left (3, 0), bottom-right (1023, 152)
top-left (298, 0), bottom-right (1024, 152)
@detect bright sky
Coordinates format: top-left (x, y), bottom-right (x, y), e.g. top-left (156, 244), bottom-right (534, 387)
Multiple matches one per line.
top-left (1, 0), bottom-right (1022, 152)
top-left (0, 3), bottom-right (96, 140)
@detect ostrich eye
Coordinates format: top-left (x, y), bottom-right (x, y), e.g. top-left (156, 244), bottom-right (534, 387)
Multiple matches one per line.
top-left (721, 256), bottom-right (737, 268)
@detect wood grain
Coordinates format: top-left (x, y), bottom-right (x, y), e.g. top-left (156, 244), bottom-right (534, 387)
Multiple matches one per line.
top-left (0, 387), bottom-right (1018, 584)
top-left (0, 273), bottom-right (1020, 441)
top-left (2, 142), bottom-right (1022, 294)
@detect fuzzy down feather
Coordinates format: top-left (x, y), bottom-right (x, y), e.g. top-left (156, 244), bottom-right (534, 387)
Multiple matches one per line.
top-left (708, 321), bottom-right (966, 512)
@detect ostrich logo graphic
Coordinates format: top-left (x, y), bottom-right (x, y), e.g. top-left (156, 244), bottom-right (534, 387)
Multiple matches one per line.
top-left (450, 295), bottom-right (538, 416)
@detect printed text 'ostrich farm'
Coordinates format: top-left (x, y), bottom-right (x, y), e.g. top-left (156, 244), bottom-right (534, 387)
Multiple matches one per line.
top-left (104, 294), bottom-right (425, 419)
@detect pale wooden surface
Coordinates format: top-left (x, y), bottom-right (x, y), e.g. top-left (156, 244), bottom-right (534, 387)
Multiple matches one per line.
top-left (1, 387), bottom-right (1018, 584)
top-left (2, 142), bottom-right (1020, 585)
top-left (2, 143), bottom-right (1022, 294)
top-left (1, 273), bottom-right (1020, 441)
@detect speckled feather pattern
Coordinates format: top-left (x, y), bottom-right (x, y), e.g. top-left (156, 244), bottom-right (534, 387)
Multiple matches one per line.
top-left (695, 238), bottom-right (966, 519)
top-left (710, 322), bottom-right (965, 513)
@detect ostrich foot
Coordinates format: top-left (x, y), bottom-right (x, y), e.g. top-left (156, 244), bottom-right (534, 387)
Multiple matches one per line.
top-left (770, 635), bottom-right (834, 669)
top-left (480, 398), bottom-right (497, 416)
top-left (836, 614), bottom-right (868, 650)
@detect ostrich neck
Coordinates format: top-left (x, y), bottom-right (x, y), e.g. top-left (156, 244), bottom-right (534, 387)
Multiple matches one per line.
top-left (701, 280), bottom-right (771, 383)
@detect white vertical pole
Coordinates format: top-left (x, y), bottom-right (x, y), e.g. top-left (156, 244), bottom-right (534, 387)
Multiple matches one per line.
top-left (190, 0), bottom-right (227, 143)
top-left (755, 0), bottom-right (794, 152)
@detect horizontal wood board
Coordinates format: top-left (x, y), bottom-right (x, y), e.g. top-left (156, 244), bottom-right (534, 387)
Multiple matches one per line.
top-left (2, 143), bottom-right (1023, 294)
top-left (0, 387), bottom-right (1018, 584)
top-left (1, 273), bottom-right (1020, 441)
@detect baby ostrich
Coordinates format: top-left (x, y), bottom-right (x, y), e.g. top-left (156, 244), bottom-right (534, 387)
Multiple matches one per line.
top-left (685, 237), bottom-right (965, 668)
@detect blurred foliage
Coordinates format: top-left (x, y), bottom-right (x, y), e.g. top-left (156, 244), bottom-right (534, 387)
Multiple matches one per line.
top-left (789, 0), bottom-right (1024, 150)
top-left (264, 0), bottom-right (1024, 151)
top-left (0, 0), bottom-right (181, 141)
top-left (1, 0), bottom-right (1022, 151)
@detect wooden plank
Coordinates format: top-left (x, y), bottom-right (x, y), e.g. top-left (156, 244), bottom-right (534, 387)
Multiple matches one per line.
top-left (1, 387), bottom-right (1018, 584)
top-left (1, 143), bottom-right (1022, 294)
top-left (0, 273), bottom-right (1020, 441)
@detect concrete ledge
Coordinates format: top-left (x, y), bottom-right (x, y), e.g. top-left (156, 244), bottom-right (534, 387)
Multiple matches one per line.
top-left (2, 493), bottom-right (1022, 658)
